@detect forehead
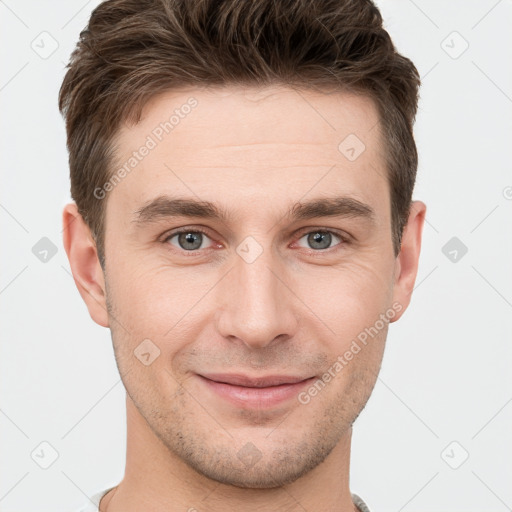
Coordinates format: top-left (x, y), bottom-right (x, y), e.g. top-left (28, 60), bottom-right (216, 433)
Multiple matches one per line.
top-left (118, 84), bottom-right (382, 153)
top-left (108, 85), bottom-right (389, 223)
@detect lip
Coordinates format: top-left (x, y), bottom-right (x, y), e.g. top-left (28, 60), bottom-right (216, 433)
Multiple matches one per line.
top-left (200, 373), bottom-right (311, 387)
top-left (197, 373), bottom-right (316, 409)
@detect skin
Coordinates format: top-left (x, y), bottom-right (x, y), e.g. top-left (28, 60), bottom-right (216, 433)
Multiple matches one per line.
top-left (63, 85), bottom-right (426, 512)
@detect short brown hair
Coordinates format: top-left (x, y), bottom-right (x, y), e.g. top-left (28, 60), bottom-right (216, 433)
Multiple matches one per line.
top-left (59, 0), bottom-right (420, 266)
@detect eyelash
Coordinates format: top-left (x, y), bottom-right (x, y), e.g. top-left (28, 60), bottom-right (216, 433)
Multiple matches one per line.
top-left (161, 226), bottom-right (351, 258)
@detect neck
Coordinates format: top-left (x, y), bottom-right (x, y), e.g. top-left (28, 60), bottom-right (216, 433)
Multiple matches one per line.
top-left (102, 395), bottom-right (357, 512)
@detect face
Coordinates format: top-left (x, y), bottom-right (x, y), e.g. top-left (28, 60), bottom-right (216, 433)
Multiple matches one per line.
top-left (66, 85), bottom-right (424, 489)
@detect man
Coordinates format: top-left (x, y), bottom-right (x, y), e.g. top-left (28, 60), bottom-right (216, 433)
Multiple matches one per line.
top-left (60, 0), bottom-right (425, 510)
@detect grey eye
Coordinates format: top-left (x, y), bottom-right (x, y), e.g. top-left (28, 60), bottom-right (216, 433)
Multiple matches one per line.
top-left (297, 231), bottom-right (342, 250)
top-left (168, 231), bottom-right (212, 251)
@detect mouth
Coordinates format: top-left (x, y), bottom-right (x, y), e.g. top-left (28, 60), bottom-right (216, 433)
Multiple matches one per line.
top-left (196, 373), bottom-right (316, 409)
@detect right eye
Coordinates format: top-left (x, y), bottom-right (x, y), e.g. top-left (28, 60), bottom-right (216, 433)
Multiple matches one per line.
top-left (163, 229), bottom-right (215, 252)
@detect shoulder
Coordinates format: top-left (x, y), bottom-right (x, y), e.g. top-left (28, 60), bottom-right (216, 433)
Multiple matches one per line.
top-left (352, 493), bottom-right (372, 512)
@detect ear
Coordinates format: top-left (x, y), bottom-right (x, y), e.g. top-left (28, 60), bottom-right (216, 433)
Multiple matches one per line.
top-left (62, 202), bottom-right (109, 328)
top-left (390, 200), bottom-right (427, 322)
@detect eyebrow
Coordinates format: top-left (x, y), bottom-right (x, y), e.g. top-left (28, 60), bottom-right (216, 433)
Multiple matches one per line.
top-left (132, 194), bottom-right (376, 227)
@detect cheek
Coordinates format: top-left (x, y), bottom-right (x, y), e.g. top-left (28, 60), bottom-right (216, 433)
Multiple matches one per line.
top-left (106, 253), bottom-right (181, 328)
top-left (296, 258), bottom-right (394, 340)
top-left (105, 262), bottom-right (206, 379)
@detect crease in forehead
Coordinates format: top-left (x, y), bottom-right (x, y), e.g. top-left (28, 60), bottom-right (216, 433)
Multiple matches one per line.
top-left (106, 85), bottom-right (388, 228)
top-left (113, 84), bottom-right (382, 151)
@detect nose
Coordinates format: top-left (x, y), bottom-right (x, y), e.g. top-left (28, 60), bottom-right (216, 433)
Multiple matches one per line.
top-left (216, 244), bottom-right (299, 350)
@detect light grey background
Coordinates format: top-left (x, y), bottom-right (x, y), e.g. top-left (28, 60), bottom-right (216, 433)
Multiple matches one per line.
top-left (1, 1), bottom-right (511, 511)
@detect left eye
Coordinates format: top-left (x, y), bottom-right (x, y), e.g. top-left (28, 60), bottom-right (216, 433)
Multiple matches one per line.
top-left (296, 230), bottom-right (343, 251)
